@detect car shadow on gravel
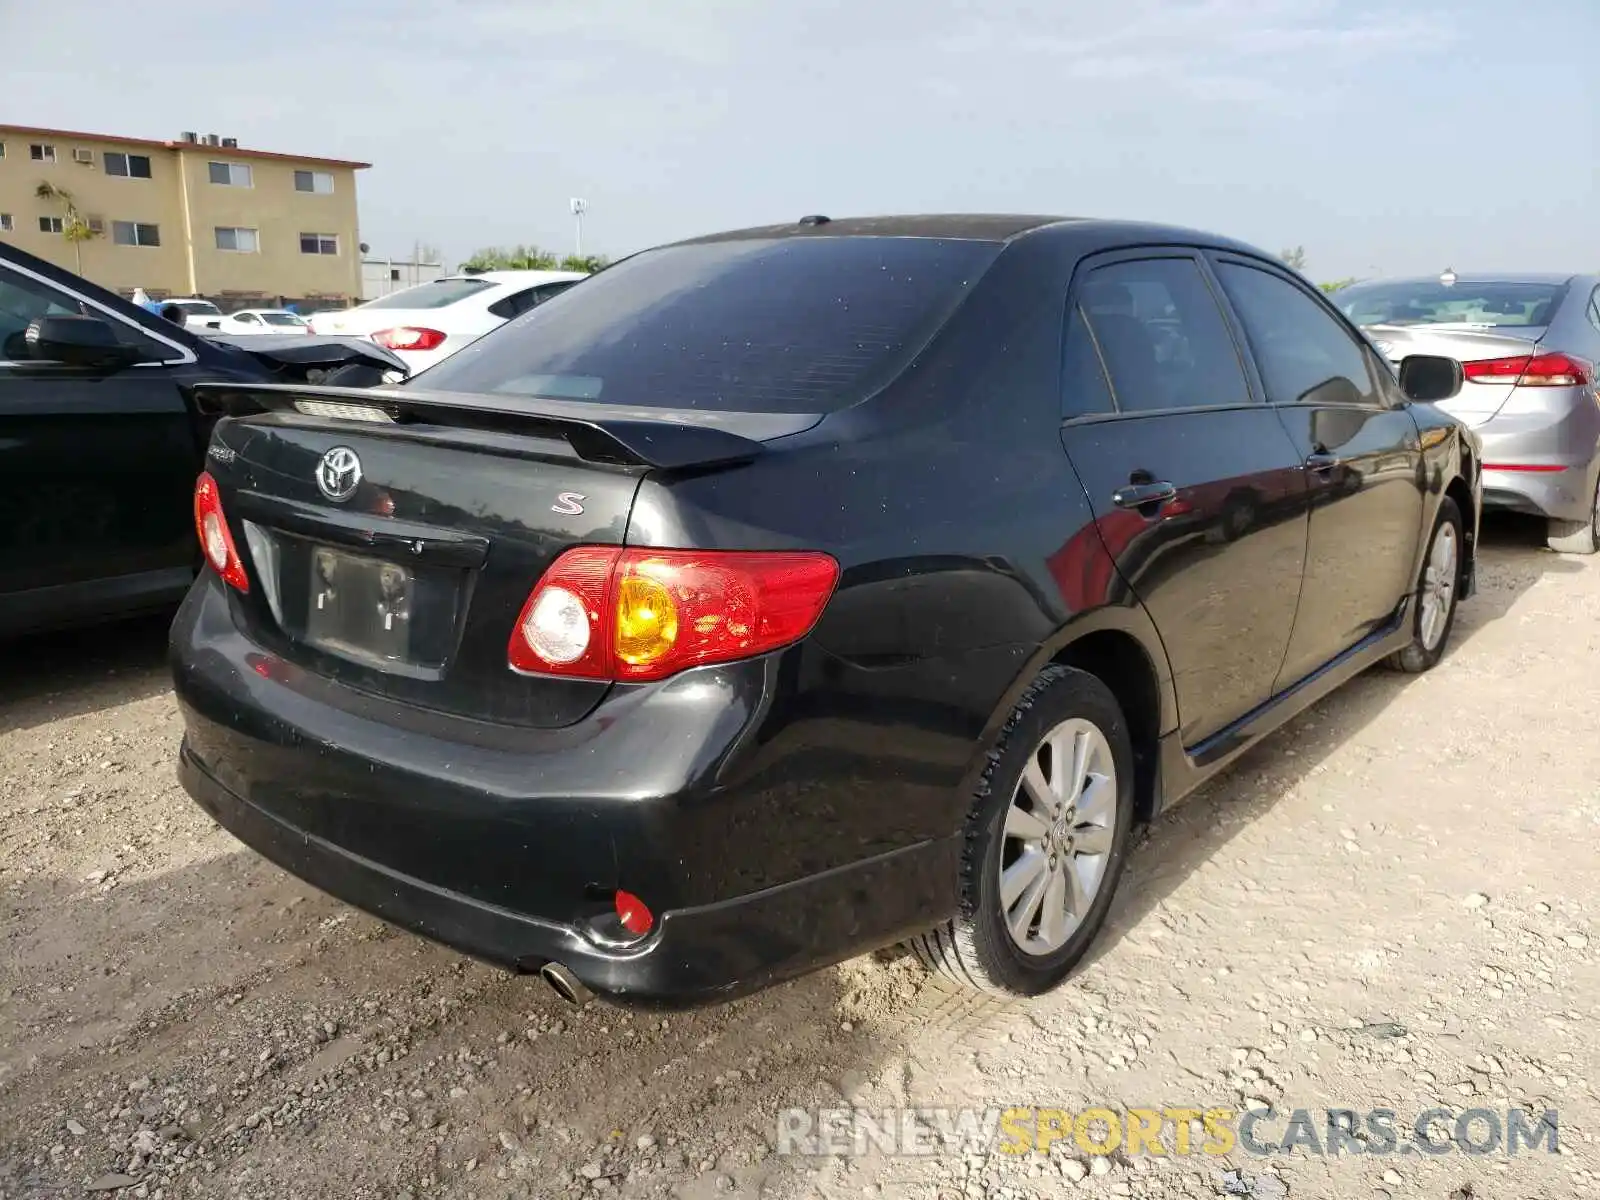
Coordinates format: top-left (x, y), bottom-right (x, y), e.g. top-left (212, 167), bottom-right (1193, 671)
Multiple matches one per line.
top-left (0, 838), bottom-right (908, 1199)
top-left (1083, 510), bottom-right (1584, 970)
top-left (0, 611), bottom-right (175, 737)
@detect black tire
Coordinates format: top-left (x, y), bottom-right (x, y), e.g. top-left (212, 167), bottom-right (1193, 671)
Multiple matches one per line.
top-left (910, 665), bottom-right (1135, 996)
top-left (1386, 496), bottom-right (1464, 674)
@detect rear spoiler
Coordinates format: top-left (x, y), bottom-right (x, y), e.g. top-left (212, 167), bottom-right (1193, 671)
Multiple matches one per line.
top-left (187, 382), bottom-right (800, 471)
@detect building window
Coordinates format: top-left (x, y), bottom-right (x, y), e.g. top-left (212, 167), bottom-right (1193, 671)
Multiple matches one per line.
top-left (39, 216), bottom-right (64, 234)
top-left (208, 161), bottom-right (253, 187)
top-left (0, 142), bottom-right (6, 159)
top-left (294, 170), bottom-right (335, 194)
top-left (112, 221), bottom-right (161, 247)
top-left (30, 143), bottom-right (57, 163)
top-left (0, 214), bottom-right (12, 232)
top-left (390, 268), bottom-right (401, 281)
top-left (300, 232), bottom-right (339, 255)
top-left (215, 226), bottom-right (260, 253)
top-left (104, 152), bottom-right (153, 179)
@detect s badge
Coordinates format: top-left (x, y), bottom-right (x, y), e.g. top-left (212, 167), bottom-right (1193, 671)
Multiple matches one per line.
top-left (551, 492), bottom-right (587, 516)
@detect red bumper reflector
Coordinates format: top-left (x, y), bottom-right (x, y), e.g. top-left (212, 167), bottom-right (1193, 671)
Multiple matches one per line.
top-left (615, 890), bottom-right (653, 936)
top-left (1482, 463), bottom-right (1568, 473)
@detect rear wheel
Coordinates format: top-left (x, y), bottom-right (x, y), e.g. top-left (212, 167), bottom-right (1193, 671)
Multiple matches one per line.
top-left (911, 666), bottom-right (1134, 996)
top-left (1546, 473), bottom-right (1600, 555)
top-left (1386, 496), bottom-right (1463, 674)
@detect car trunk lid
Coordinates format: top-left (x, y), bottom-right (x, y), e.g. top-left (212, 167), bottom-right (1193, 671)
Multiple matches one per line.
top-left (1362, 323), bottom-right (1548, 425)
top-left (190, 382), bottom-right (811, 729)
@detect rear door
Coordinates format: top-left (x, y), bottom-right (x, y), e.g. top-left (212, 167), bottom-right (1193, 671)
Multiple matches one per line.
top-left (1211, 256), bottom-right (1425, 687)
top-left (1058, 250), bottom-right (1309, 746)
top-left (0, 257), bottom-right (200, 629)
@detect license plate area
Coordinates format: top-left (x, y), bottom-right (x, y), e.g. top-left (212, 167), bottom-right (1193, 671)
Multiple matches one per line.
top-left (269, 535), bottom-right (465, 673)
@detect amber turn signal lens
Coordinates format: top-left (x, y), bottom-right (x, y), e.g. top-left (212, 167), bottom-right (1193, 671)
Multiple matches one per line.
top-left (615, 573), bottom-right (679, 665)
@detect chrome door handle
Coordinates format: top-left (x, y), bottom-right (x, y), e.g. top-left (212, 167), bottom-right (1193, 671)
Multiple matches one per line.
top-left (1111, 481), bottom-right (1178, 509)
top-left (1305, 451), bottom-right (1340, 472)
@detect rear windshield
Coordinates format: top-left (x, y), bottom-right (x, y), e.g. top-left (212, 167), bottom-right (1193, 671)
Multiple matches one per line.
top-left (411, 236), bottom-right (1003, 412)
top-left (1337, 280), bottom-right (1565, 329)
top-left (361, 278), bottom-right (496, 311)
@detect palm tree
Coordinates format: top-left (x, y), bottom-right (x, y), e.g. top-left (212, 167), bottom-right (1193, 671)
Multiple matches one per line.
top-left (34, 182), bottom-right (101, 274)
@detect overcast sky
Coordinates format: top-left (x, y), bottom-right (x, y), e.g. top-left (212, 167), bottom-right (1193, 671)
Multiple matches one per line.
top-left (5, 0), bottom-right (1595, 279)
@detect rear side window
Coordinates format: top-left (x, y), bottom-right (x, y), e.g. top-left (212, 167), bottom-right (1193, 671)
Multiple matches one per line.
top-left (1061, 307), bottom-right (1115, 419)
top-left (414, 237), bottom-right (1003, 412)
top-left (1217, 263), bottom-right (1378, 407)
top-left (1074, 257), bottom-right (1251, 414)
top-left (487, 281), bottom-right (578, 320)
top-left (362, 278), bottom-right (495, 311)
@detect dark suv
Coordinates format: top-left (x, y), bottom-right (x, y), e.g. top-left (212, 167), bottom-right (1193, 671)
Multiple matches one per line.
top-left (170, 216), bottom-right (1480, 1007)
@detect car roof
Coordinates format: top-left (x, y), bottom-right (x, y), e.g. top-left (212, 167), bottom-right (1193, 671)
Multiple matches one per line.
top-left (1347, 272), bottom-right (1587, 287)
top-left (444, 270), bottom-right (588, 285)
top-left (661, 214), bottom-right (1272, 258)
top-left (237, 308), bottom-right (297, 315)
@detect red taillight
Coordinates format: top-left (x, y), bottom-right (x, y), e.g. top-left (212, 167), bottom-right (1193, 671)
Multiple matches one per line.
top-left (614, 890), bottom-right (653, 936)
top-left (193, 471), bottom-right (249, 593)
top-left (1461, 352), bottom-right (1593, 387)
top-left (508, 547), bottom-right (840, 682)
top-left (370, 327), bottom-right (447, 351)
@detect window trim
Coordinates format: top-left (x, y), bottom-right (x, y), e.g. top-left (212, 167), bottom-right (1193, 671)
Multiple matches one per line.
top-left (30, 143), bottom-right (57, 163)
top-left (299, 232), bottom-right (339, 256)
top-left (103, 151), bottom-right (154, 179)
top-left (111, 220), bottom-right (162, 248)
top-left (38, 215), bottom-right (64, 235)
top-left (207, 160), bottom-right (254, 188)
top-left (0, 257), bottom-right (197, 368)
top-left (1207, 252), bottom-right (1393, 411)
top-left (1059, 245), bottom-right (1263, 424)
top-left (1586, 285), bottom-right (1600, 335)
top-left (214, 226), bottom-right (261, 253)
top-left (294, 169), bottom-right (335, 194)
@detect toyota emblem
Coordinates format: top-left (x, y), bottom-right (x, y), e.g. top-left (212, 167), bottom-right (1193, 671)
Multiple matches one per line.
top-left (316, 446), bottom-right (362, 503)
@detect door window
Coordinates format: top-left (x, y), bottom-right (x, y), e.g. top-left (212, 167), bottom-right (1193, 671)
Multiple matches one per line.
top-left (1074, 257), bottom-right (1252, 414)
top-left (0, 265), bottom-right (168, 366)
top-left (1217, 263), bottom-right (1379, 407)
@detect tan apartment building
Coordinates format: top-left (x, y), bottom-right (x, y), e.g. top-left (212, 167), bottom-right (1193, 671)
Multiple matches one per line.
top-left (0, 124), bottom-right (369, 305)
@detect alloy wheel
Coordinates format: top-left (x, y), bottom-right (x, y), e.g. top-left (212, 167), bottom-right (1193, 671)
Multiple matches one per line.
top-left (998, 717), bottom-right (1117, 956)
top-left (1419, 523), bottom-right (1457, 651)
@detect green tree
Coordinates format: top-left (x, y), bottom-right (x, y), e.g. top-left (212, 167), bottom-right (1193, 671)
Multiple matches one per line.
top-left (559, 254), bottom-right (608, 273)
top-left (1280, 246), bottom-right (1308, 272)
top-left (34, 182), bottom-right (101, 274)
top-left (459, 244), bottom-right (559, 271)
top-left (1319, 278), bottom-right (1356, 294)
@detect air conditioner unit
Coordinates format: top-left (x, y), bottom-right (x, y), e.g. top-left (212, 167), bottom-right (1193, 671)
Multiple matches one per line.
top-left (86, 216), bottom-right (105, 233)
top-left (181, 131), bottom-right (200, 143)
top-left (204, 134), bottom-right (222, 147)
top-left (73, 148), bottom-right (94, 164)
top-left (221, 137), bottom-right (238, 149)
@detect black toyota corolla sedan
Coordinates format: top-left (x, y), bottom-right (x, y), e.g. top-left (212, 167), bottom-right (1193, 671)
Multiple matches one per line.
top-left (170, 215), bottom-right (1481, 1008)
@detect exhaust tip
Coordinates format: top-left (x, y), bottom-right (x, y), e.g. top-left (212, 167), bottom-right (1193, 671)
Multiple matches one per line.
top-left (539, 962), bottom-right (592, 1007)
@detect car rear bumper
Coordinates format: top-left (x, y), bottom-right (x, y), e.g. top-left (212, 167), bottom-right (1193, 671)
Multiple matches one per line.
top-left (1475, 396), bottom-right (1600, 522)
top-left (169, 577), bottom-right (960, 1006)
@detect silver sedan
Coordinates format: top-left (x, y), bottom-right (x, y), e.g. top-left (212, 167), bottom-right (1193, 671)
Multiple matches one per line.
top-left (1337, 272), bottom-right (1600, 553)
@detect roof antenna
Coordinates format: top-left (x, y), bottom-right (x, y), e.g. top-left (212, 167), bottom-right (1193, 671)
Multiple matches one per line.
top-left (798, 215), bottom-right (831, 227)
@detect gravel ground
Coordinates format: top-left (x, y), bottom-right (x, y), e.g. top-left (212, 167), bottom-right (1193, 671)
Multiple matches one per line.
top-left (2, 514), bottom-right (1596, 1200)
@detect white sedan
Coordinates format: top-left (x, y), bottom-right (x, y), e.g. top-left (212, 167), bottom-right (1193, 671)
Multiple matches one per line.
top-left (307, 270), bottom-right (587, 373)
top-left (213, 308), bottom-right (312, 335)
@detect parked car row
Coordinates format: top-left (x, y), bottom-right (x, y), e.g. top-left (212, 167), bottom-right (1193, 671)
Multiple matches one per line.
top-left (8, 214), bottom-right (1592, 1014)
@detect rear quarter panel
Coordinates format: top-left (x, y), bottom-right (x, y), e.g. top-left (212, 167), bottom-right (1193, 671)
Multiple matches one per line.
top-left (622, 234), bottom-right (1177, 881)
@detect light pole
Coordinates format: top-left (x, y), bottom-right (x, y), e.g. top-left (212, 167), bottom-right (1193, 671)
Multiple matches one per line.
top-left (570, 198), bottom-right (588, 258)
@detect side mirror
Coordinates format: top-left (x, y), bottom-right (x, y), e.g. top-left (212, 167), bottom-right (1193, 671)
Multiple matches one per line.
top-left (1397, 354), bottom-right (1463, 404)
top-left (25, 314), bottom-right (145, 370)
